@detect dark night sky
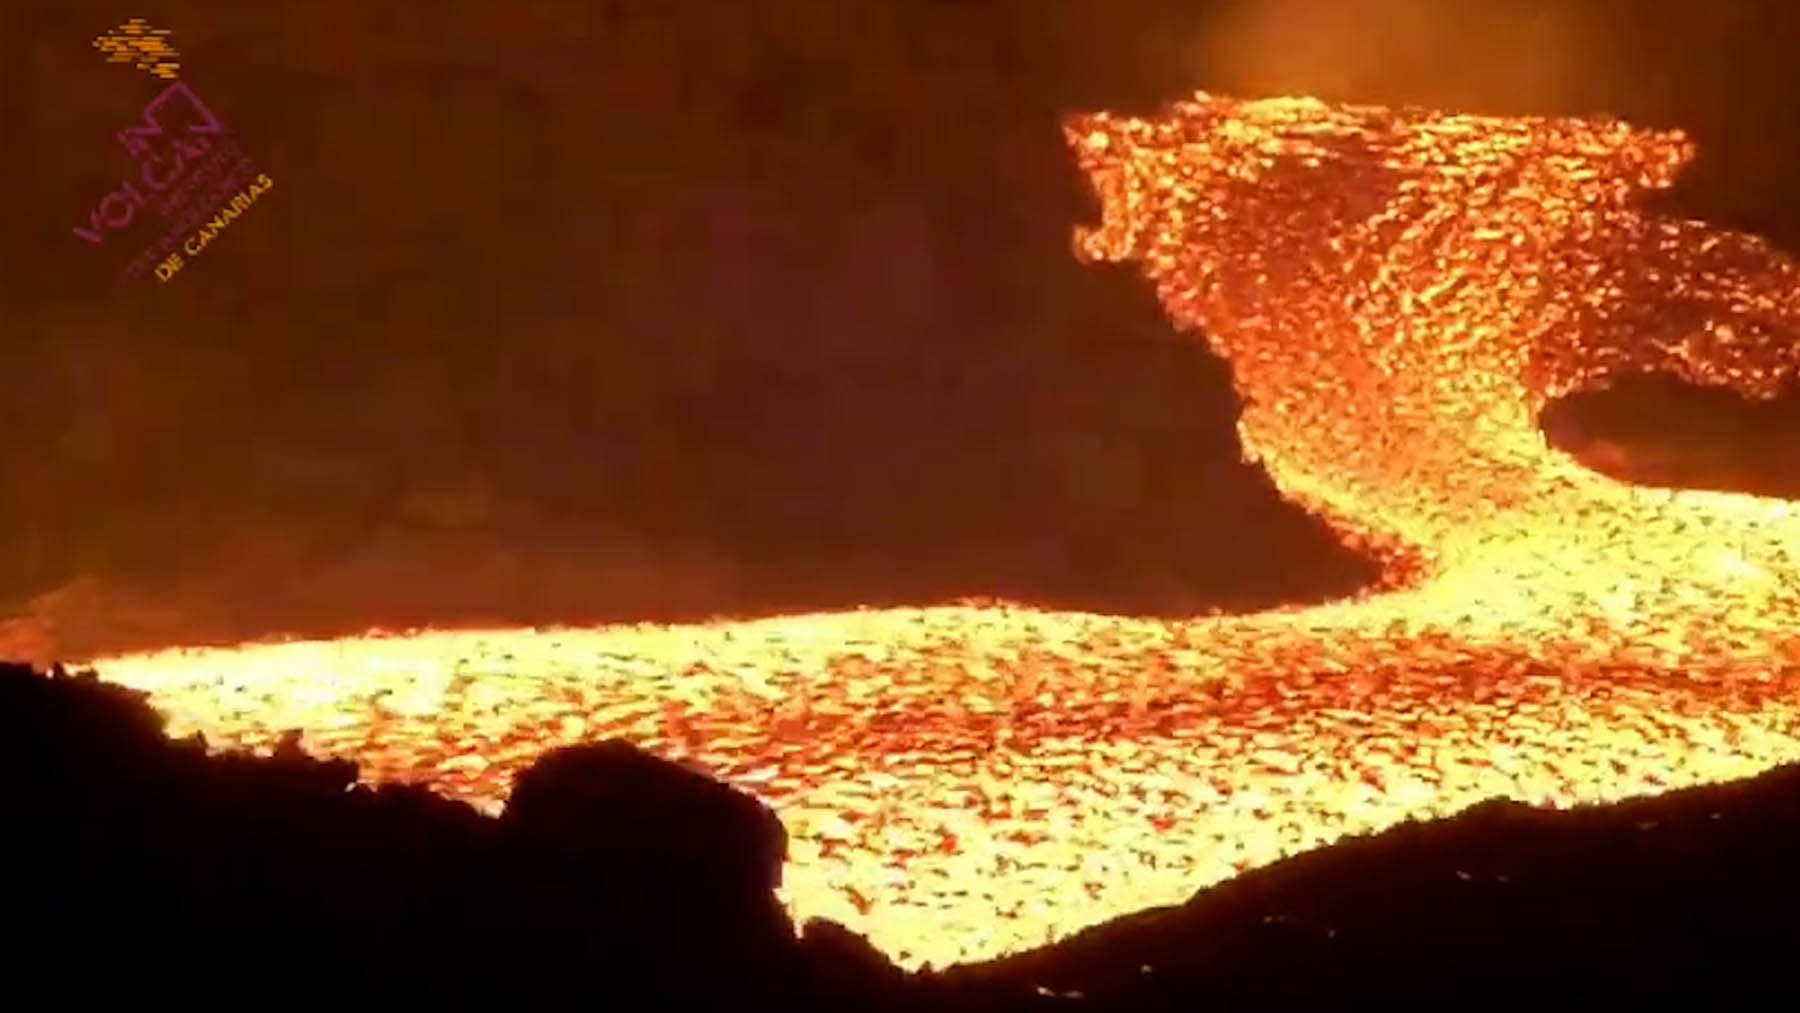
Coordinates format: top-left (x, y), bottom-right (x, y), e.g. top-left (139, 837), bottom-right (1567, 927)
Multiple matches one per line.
top-left (5, 2), bottom-right (1800, 651)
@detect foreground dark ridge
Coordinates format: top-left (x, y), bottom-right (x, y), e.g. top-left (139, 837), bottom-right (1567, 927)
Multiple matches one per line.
top-left (8, 660), bottom-right (1798, 1007)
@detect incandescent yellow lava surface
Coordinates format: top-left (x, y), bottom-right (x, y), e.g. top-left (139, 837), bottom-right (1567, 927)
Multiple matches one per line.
top-left (85, 94), bottom-right (1800, 970)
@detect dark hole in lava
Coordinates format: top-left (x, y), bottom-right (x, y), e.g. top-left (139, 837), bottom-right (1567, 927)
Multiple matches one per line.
top-left (1540, 372), bottom-right (1800, 499)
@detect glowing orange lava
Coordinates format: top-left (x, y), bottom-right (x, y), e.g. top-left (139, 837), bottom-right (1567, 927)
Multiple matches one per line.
top-left (83, 94), bottom-right (1800, 970)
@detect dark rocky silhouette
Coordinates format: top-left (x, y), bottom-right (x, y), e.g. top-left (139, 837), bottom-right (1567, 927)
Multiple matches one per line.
top-left (3, 661), bottom-right (869, 1003)
top-left (497, 737), bottom-right (798, 995)
top-left (8, 657), bottom-right (1800, 1007)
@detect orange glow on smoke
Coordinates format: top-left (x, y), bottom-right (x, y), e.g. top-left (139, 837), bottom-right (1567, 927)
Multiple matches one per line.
top-left (85, 94), bottom-right (1800, 970)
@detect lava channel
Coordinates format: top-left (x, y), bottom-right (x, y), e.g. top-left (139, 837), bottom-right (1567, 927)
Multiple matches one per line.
top-left (82, 93), bottom-right (1800, 971)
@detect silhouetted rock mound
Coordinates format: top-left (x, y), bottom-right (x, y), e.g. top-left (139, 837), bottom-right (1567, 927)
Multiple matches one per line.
top-left (6, 662), bottom-right (494, 987)
top-left (946, 771), bottom-right (1800, 1006)
top-left (504, 739), bottom-right (787, 893)
top-left (797, 917), bottom-right (917, 1009)
top-left (495, 739), bottom-right (800, 992)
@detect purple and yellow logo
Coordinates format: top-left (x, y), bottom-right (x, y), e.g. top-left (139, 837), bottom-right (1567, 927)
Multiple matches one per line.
top-left (75, 20), bottom-right (274, 285)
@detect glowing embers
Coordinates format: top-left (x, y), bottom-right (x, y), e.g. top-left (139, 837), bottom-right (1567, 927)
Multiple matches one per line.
top-left (87, 94), bottom-right (1800, 970)
top-left (87, 620), bottom-right (1800, 970)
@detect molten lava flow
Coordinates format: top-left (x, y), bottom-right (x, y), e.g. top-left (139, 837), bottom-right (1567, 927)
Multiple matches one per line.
top-left (84, 94), bottom-right (1800, 970)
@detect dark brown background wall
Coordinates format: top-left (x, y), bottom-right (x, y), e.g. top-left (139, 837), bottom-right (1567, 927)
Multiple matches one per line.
top-left (4, 1), bottom-right (1799, 649)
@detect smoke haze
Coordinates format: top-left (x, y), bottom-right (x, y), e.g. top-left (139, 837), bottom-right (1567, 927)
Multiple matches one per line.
top-left (4, 2), bottom-right (1800, 659)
